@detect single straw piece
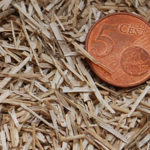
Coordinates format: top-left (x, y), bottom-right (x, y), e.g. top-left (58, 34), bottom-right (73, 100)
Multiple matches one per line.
top-left (128, 85), bottom-right (150, 117)
top-left (21, 103), bottom-right (58, 131)
top-left (0, 55), bottom-right (31, 89)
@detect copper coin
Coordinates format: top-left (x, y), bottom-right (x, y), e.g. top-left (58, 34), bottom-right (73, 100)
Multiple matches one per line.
top-left (85, 13), bottom-right (150, 87)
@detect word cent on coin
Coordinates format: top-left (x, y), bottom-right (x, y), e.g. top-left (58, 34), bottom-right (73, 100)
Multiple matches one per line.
top-left (119, 23), bottom-right (146, 35)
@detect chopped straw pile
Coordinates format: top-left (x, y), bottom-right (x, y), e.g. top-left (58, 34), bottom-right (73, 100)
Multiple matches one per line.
top-left (0, 0), bottom-right (149, 150)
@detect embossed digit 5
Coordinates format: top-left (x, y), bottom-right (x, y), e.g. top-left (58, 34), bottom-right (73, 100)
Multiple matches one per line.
top-left (91, 24), bottom-right (116, 57)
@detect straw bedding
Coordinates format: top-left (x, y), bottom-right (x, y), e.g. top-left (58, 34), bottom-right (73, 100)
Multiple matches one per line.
top-left (0, 0), bottom-right (149, 149)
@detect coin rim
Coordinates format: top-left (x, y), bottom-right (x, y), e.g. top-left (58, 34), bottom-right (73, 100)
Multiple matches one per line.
top-left (85, 12), bottom-right (150, 87)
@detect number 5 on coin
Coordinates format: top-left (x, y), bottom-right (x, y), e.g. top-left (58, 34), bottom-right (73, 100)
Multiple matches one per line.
top-left (91, 24), bottom-right (116, 57)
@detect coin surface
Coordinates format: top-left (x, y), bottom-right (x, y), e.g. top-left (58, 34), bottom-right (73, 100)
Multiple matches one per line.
top-left (85, 13), bottom-right (150, 87)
